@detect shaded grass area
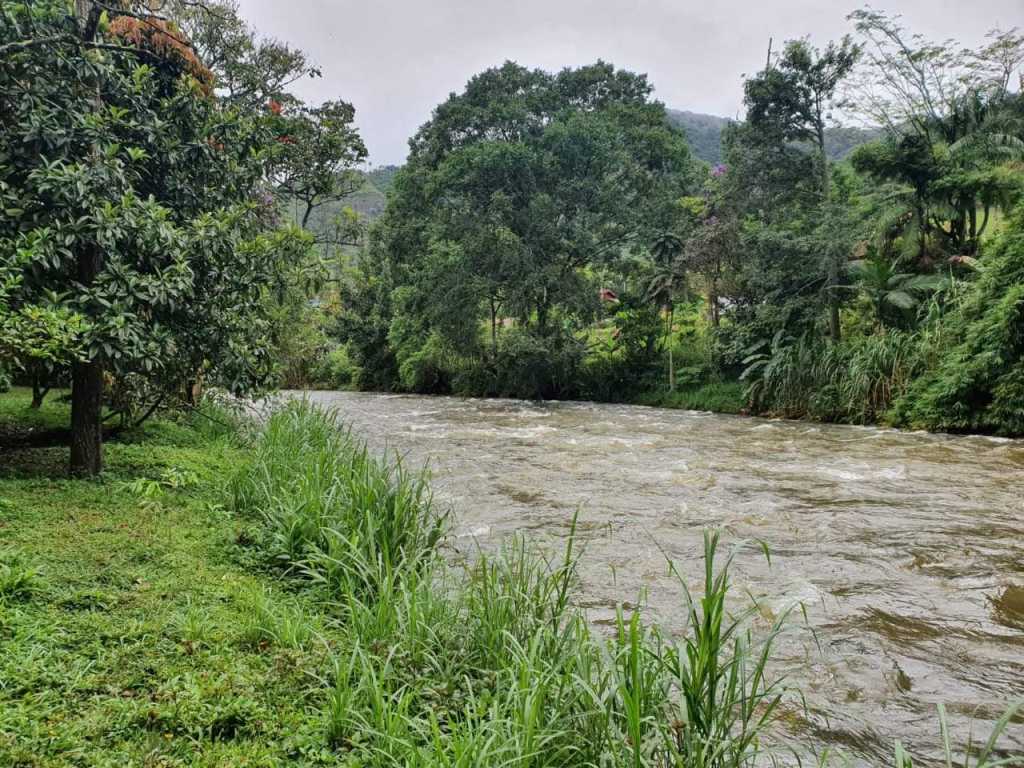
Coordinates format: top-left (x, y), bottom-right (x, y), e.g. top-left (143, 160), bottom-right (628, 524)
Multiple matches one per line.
top-left (0, 393), bottom-right (337, 766)
top-left (0, 387), bottom-right (72, 439)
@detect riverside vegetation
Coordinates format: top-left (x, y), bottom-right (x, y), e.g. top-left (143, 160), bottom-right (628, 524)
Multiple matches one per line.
top-left (0, 1), bottom-right (1022, 764)
top-left (5, 4), bottom-right (1024, 477)
top-left (1, 389), bottom-right (1021, 765)
top-left (316, 13), bottom-right (1024, 437)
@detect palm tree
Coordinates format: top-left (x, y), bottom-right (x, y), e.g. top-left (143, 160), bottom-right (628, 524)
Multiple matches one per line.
top-left (646, 232), bottom-right (687, 391)
top-left (850, 256), bottom-right (944, 327)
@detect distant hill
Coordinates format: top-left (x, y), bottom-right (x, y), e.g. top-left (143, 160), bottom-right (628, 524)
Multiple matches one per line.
top-left (666, 109), bottom-right (881, 165)
top-left (367, 165), bottom-right (400, 194)
top-left (667, 110), bottom-right (734, 165)
top-left (298, 164), bottom-right (402, 236)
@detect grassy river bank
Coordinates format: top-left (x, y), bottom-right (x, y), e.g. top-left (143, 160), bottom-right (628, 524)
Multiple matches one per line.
top-left (0, 387), bottom-right (1019, 766)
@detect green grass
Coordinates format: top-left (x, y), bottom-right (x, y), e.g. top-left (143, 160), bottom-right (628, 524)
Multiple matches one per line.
top-left (635, 381), bottom-right (747, 414)
top-left (0, 391), bottom-right (1020, 767)
top-left (0, 386), bottom-right (71, 437)
top-left (0, 395), bottom-right (337, 766)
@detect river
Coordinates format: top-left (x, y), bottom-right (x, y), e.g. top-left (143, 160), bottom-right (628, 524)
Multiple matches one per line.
top-left (294, 390), bottom-right (1024, 765)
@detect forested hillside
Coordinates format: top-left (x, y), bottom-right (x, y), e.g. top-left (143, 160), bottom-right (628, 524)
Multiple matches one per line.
top-left (668, 109), bottom-right (880, 164)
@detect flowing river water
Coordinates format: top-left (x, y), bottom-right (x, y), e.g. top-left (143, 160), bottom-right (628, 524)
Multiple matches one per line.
top-left (294, 391), bottom-right (1024, 764)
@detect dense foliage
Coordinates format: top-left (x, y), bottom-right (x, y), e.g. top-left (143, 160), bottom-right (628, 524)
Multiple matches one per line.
top-left (322, 13), bottom-right (1024, 436)
top-left (0, 0), bottom-right (365, 472)
top-left (2, 2), bottom-right (1022, 469)
top-left (894, 206), bottom-right (1024, 434)
top-left (336, 61), bottom-right (697, 399)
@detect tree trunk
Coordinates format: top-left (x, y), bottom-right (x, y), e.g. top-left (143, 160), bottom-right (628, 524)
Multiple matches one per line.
top-left (977, 205), bottom-right (991, 239)
top-left (818, 125), bottom-right (841, 343)
top-left (916, 202), bottom-right (928, 265)
top-left (489, 297), bottom-right (498, 358)
top-left (69, 0), bottom-right (106, 476)
top-left (828, 281), bottom-right (841, 342)
top-left (968, 204), bottom-right (978, 254)
top-left (666, 305), bottom-right (675, 392)
top-left (70, 359), bottom-right (103, 476)
top-left (30, 374), bottom-right (49, 410)
top-left (708, 277), bottom-right (720, 328)
top-left (70, 243), bottom-right (103, 477)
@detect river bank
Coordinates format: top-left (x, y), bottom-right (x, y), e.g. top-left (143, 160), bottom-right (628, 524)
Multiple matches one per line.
top-left (296, 389), bottom-right (1024, 764)
top-left (1, 387), bottom-right (1021, 765)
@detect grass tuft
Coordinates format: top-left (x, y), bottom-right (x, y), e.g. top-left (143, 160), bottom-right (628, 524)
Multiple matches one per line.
top-left (0, 549), bottom-right (39, 602)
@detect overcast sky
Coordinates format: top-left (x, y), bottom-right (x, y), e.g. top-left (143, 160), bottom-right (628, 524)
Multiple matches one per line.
top-left (233, 0), bottom-right (1021, 166)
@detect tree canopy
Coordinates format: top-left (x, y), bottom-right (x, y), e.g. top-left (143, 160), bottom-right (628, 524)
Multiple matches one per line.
top-left (340, 61), bottom-right (695, 396)
top-left (0, 0), bottom-right (364, 473)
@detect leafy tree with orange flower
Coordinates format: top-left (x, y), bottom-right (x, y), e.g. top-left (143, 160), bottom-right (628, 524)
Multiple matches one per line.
top-left (0, 0), bottom-right (314, 474)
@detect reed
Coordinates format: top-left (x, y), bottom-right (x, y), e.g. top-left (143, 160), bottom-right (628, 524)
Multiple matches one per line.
top-left (231, 399), bottom-right (446, 597)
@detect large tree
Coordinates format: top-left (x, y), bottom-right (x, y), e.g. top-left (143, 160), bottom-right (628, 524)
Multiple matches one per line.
top-left (0, 0), bottom-right (311, 474)
top-left (742, 36), bottom-right (860, 340)
top-left (356, 61), bottom-right (694, 386)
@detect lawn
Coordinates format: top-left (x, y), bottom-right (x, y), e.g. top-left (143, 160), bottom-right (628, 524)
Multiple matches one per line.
top-left (0, 388), bottom-right (337, 767)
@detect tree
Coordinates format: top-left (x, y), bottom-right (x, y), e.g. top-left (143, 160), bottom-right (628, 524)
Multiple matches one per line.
top-left (167, 0), bottom-right (317, 111)
top-left (359, 61), bottom-right (694, 388)
top-left (743, 36), bottom-right (860, 340)
top-left (848, 11), bottom-right (1024, 260)
top-left (0, 0), bottom-right (311, 474)
top-left (646, 231), bottom-right (686, 390)
top-left (269, 99), bottom-right (367, 236)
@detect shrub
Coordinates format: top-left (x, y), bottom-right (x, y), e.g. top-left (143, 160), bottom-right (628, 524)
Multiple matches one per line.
top-left (312, 345), bottom-right (358, 390)
top-left (638, 380), bottom-right (746, 413)
top-left (396, 332), bottom-right (456, 394)
top-left (492, 328), bottom-right (585, 400)
top-left (895, 206), bottom-right (1024, 435)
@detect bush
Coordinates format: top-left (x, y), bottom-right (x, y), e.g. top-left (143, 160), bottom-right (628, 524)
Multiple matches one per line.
top-left (311, 345), bottom-right (358, 390)
top-left (397, 332), bottom-right (456, 394)
top-left (492, 328), bottom-right (585, 400)
top-left (0, 364), bottom-right (10, 394)
top-left (895, 206), bottom-right (1024, 435)
top-left (450, 357), bottom-right (498, 397)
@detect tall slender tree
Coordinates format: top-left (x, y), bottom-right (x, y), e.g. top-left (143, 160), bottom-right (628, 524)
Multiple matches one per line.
top-left (744, 37), bottom-right (860, 340)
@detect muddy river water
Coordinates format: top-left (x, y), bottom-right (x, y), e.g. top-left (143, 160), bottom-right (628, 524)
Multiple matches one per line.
top-left (295, 391), bottom-right (1024, 764)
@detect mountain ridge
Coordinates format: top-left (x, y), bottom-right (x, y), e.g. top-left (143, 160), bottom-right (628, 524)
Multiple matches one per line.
top-left (666, 108), bottom-right (881, 165)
